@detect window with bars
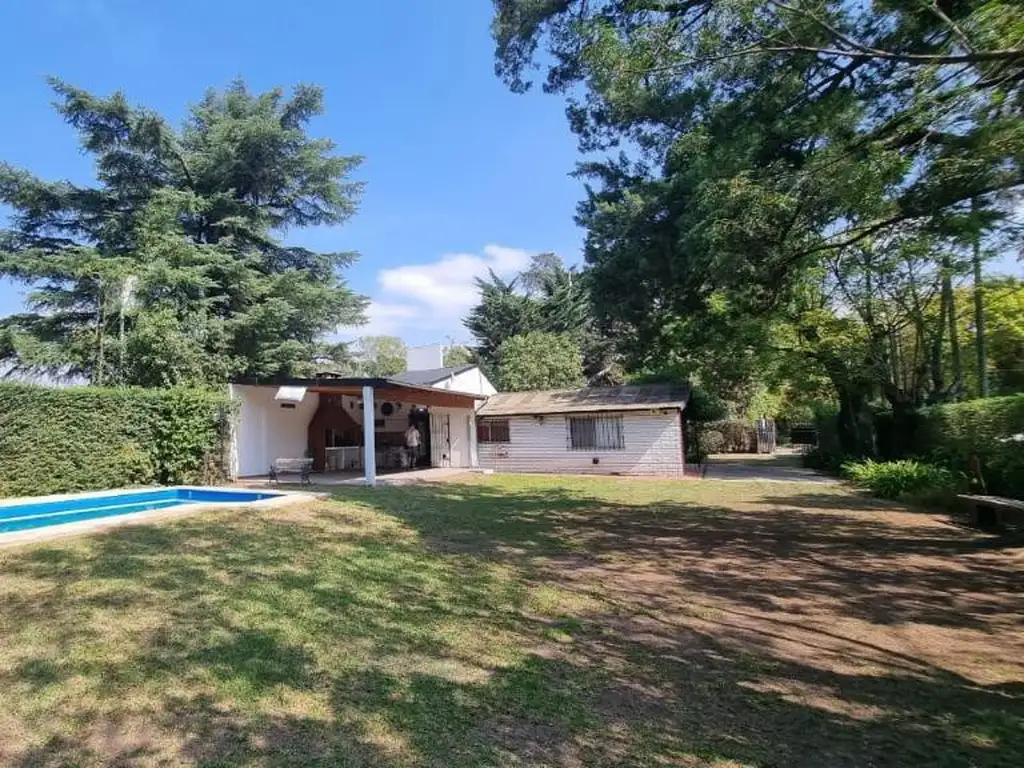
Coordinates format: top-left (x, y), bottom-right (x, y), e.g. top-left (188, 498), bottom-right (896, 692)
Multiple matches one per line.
top-left (477, 418), bottom-right (510, 443)
top-left (567, 415), bottom-right (625, 451)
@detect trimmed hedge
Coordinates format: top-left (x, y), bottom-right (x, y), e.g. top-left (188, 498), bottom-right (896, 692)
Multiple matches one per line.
top-left (0, 383), bottom-right (232, 497)
top-left (913, 394), bottom-right (1024, 500)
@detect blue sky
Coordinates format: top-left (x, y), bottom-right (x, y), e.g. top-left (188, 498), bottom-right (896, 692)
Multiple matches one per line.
top-left (0, 0), bottom-right (585, 345)
top-left (1, 2), bottom-right (1019, 350)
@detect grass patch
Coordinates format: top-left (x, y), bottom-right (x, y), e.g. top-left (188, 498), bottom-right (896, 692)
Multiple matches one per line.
top-left (0, 474), bottom-right (1022, 766)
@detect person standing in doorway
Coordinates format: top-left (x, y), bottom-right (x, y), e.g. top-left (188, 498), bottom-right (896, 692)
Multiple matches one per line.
top-left (404, 421), bottom-right (422, 469)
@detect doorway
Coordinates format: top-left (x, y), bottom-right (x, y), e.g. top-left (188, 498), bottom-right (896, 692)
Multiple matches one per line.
top-left (409, 407), bottom-right (432, 468)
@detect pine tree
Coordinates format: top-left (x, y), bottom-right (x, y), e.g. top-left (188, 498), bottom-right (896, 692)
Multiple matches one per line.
top-left (0, 79), bottom-right (367, 385)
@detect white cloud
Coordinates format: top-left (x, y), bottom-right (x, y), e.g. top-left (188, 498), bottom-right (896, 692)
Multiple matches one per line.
top-left (340, 244), bottom-right (535, 343)
top-left (338, 301), bottom-right (420, 339)
top-left (378, 244), bottom-right (532, 319)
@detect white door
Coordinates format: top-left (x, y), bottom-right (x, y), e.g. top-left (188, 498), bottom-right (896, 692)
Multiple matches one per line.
top-left (430, 413), bottom-right (450, 467)
top-left (449, 414), bottom-right (465, 467)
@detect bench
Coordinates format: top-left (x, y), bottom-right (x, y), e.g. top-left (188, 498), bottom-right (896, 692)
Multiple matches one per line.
top-left (268, 458), bottom-right (313, 485)
top-left (958, 494), bottom-right (1024, 529)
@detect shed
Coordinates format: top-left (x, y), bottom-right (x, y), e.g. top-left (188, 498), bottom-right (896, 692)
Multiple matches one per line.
top-left (475, 384), bottom-right (691, 476)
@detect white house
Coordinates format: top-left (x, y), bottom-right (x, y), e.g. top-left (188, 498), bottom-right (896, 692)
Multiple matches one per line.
top-left (475, 384), bottom-right (690, 476)
top-left (229, 364), bottom-right (495, 485)
top-left (391, 364), bottom-right (497, 398)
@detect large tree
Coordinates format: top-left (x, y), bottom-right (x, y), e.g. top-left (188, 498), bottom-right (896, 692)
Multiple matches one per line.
top-left (464, 253), bottom-right (621, 384)
top-left (0, 79), bottom-right (367, 385)
top-left (491, 0), bottom-right (1023, 438)
top-left (497, 331), bottom-right (586, 391)
top-left (355, 335), bottom-right (407, 377)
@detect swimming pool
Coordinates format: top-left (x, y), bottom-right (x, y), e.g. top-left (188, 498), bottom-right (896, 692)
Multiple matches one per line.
top-left (0, 487), bottom-right (293, 537)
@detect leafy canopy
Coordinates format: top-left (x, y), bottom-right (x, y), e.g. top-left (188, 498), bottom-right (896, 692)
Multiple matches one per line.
top-left (0, 78), bottom-right (367, 385)
top-left (354, 335), bottom-right (407, 378)
top-left (497, 331), bottom-right (586, 391)
top-left (491, 0), bottom-right (1024, 439)
top-left (464, 252), bottom-right (620, 384)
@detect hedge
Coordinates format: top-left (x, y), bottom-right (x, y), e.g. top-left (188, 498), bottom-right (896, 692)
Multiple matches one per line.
top-left (0, 383), bottom-right (232, 498)
top-left (913, 394), bottom-right (1024, 500)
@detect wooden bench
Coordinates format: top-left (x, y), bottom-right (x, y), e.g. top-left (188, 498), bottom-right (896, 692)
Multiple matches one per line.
top-left (958, 494), bottom-right (1024, 529)
top-left (268, 458), bottom-right (313, 485)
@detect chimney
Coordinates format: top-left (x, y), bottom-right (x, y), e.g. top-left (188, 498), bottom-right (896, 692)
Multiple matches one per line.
top-left (405, 343), bottom-right (444, 371)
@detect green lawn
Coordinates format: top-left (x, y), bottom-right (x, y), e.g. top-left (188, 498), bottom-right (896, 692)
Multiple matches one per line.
top-left (1, 474), bottom-right (1022, 766)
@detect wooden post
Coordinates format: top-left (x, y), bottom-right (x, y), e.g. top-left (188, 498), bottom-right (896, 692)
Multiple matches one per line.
top-left (362, 385), bottom-right (376, 487)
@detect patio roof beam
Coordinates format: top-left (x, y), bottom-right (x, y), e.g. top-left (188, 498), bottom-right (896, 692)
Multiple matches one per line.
top-left (306, 384), bottom-right (477, 410)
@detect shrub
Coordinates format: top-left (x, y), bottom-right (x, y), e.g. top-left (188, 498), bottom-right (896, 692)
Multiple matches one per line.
top-left (913, 394), bottom-right (1024, 500)
top-left (841, 459), bottom-right (962, 502)
top-left (700, 429), bottom-right (726, 456)
top-left (0, 383), bottom-right (232, 497)
top-left (704, 420), bottom-right (754, 452)
top-left (802, 446), bottom-right (849, 475)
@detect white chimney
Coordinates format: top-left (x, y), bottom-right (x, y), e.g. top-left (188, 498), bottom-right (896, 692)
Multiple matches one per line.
top-left (406, 343), bottom-right (444, 371)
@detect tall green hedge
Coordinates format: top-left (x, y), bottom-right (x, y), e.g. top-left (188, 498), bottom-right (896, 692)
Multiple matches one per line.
top-left (0, 383), bottom-right (232, 497)
top-left (914, 394), bottom-right (1024, 500)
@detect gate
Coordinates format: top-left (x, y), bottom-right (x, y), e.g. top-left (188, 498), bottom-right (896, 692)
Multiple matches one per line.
top-left (755, 418), bottom-right (777, 454)
top-left (430, 413), bottom-right (451, 467)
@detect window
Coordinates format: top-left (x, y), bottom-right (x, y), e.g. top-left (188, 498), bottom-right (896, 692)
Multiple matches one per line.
top-left (478, 418), bottom-right (510, 443)
top-left (567, 415), bottom-right (624, 451)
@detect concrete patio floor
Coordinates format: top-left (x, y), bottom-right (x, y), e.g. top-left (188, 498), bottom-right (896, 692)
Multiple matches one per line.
top-left (237, 467), bottom-right (482, 488)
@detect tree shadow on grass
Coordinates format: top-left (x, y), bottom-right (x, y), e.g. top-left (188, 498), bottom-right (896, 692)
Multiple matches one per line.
top-left (0, 480), bottom-right (1021, 765)
top-left (330, 481), bottom-right (1024, 628)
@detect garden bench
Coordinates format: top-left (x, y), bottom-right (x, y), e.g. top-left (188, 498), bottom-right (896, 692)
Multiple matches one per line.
top-left (958, 494), bottom-right (1024, 530)
top-left (268, 457), bottom-right (313, 485)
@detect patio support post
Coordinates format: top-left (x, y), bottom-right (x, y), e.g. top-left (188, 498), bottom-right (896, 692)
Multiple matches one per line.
top-left (362, 385), bottom-right (376, 487)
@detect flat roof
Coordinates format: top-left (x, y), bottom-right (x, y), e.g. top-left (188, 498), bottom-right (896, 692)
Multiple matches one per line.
top-left (390, 365), bottom-right (477, 387)
top-left (231, 376), bottom-right (487, 408)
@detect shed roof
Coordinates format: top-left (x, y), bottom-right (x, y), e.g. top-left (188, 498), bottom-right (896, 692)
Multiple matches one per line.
top-left (390, 365), bottom-right (477, 387)
top-left (477, 384), bottom-right (690, 417)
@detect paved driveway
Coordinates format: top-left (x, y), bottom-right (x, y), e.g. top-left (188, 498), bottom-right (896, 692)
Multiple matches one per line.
top-left (704, 450), bottom-right (839, 484)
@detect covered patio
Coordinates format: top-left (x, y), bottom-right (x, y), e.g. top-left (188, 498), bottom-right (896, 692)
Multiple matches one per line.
top-left (229, 376), bottom-right (486, 486)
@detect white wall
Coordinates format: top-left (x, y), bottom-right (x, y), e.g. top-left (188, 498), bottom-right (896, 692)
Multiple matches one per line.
top-left (406, 343), bottom-right (444, 370)
top-left (478, 410), bottom-right (684, 475)
top-left (230, 385), bottom-right (478, 475)
top-left (439, 367), bottom-right (497, 398)
top-left (429, 407), bottom-right (477, 468)
top-left (342, 393), bottom-right (412, 433)
top-left (231, 385), bottom-right (320, 477)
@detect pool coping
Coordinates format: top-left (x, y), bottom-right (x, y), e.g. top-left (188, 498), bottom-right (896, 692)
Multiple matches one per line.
top-left (0, 485), bottom-right (319, 548)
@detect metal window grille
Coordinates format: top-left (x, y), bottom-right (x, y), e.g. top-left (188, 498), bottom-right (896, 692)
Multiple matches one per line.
top-left (478, 418), bottom-right (511, 443)
top-left (567, 415), bottom-right (625, 451)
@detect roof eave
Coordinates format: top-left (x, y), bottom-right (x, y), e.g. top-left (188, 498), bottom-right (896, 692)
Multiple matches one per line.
top-left (478, 403), bottom-right (687, 417)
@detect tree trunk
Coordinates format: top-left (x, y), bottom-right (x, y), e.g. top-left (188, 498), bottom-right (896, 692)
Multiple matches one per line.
top-left (930, 284), bottom-right (947, 400)
top-left (96, 283), bottom-right (105, 387)
top-left (943, 254), bottom-right (963, 398)
top-left (834, 379), bottom-right (875, 458)
top-left (972, 228), bottom-right (988, 397)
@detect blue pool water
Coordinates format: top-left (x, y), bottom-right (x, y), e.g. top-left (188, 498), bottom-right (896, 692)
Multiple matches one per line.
top-left (0, 488), bottom-right (282, 534)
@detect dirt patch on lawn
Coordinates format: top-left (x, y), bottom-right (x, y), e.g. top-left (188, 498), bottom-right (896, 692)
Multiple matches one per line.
top-left (521, 484), bottom-right (1024, 764)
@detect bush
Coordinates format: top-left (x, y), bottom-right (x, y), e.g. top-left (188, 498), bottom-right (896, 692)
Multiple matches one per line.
top-left (704, 420), bottom-right (754, 452)
top-left (802, 446), bottom-right (849, 474)
top-left (700, 429), bottom-right (726, 456)
top-left (0, 383), bottom-right (232, 497)
top-left (841, 459), bottom-right (962, 502)
top-left (913, 394), bottom-right (1024, 500)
